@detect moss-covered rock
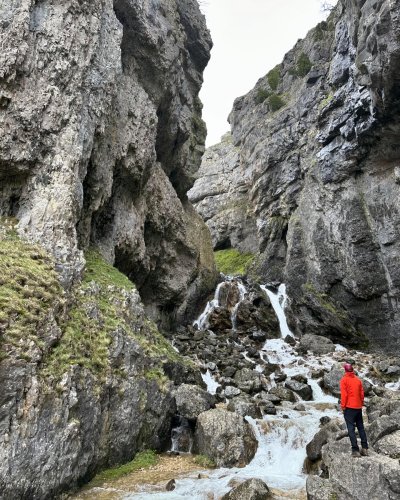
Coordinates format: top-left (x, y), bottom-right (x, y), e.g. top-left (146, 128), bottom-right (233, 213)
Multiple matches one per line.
top-left (214, 249), bottom-right (255, 276)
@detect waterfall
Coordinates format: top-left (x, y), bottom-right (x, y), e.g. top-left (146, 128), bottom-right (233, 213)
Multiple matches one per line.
top-left (231, 281), bottom-right (247, 331)
top-left (201, 369), bottom-right (220, 395)
top-left (193, 281), bottom-right (225, 330)
top-left (170, 417), bottom-right (193, 454)
top-left (260, 284), bottom-right (293, 338)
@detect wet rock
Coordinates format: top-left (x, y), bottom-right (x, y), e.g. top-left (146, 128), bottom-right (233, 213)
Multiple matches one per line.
top-left (294, 403), bottom-right (306, 412)
top-left (259, 401), bottom-right (277, 416)
top-left (166, 479), bottom-right (176, 491)
top-left (174, 385), bottom-right (215, 420)
top-left (194, 409), bottom-right (258, 467)
top-left (227, 397), bottom-right (262, 419)
top-left (306, 420), bottom-right (342, 462)
top-left (258, 392), bottom-right (282, 405)
top-left (274, 372), bottom-right (287, 383)
top-left (223, 367), bottom-right (237, 378)
top-left (285, 379), bottom-right (313, 401)
top-left (208, 308), bottom-right (232, 331)
top-left (234, 368), bottom-right (263, 394)
top-left (297, 334), bottom-right (335, 355)
top-left (221, 478), bottom-right (272, 499)
top-left (268, 386), bottom-right (296, 403)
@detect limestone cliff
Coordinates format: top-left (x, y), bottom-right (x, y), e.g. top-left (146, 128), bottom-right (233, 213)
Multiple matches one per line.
top-left (0, 0), bottom-right (216, 497)
top-left (191, 0), bottom-right (400, 351)
top-left (0, 0), bottom-right (216, 327)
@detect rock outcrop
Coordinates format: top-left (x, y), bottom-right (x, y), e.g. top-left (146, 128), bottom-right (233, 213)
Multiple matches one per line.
top-left (191, 0), bottom-right (400, 352)
top-left (0, 0), bottom-right (216, 497)
top-left (0, 0), bottom-right (217, 327)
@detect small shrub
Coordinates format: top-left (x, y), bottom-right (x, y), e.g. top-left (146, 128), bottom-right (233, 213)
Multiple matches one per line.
top-left (214, 249), bottom-right (254, 276)
top-left (296, 52), bottom-right (312, 77)
top-left (314, 21), bottom-right (328, 41)
top-left (254, 88), bottom-right (271, 104)
top-left (268, 93), bottom-right (285, 112)
top-left (267, 65), bottom-right (280, 91)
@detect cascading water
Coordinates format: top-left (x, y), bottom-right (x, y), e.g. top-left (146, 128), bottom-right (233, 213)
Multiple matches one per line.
top-left (193, 281), bottom-right (225, 330)
top-left (121, 282), bottom-right (343, 499)
top-left (170, 416), bottom-right (194, 454)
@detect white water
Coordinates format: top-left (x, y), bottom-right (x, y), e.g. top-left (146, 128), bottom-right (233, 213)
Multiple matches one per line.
top-left (260, 284), bottom-right (294, 338)
top-left (231, 281), bottom-right (247, 331)
top-left (193, 281), bottom-right (225, 330)
top-left (123, 282), bottom-right (345, 500)
top-left (201, 369), bottom-right (220, 395)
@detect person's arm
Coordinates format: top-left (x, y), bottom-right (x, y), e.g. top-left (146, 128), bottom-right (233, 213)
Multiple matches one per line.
top-left (340, 378), bottom-right (347, 410)
top-left (360, 380), bottom-right (365, 406)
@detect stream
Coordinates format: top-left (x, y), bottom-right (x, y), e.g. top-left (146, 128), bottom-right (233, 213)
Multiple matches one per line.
top-left (73, 278), bottom-right (374, 499)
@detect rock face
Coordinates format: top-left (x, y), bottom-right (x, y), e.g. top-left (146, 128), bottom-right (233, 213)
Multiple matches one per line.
top-left (174, 384), bottom-right (215, 420)
top-left (0, 0), bottom-right (217, 327)
top-left (0, 1), bottom-right (216, 497)
top-left (188, 133), bottom-right (258, 253)
top-left (194, 408), bottom-right (258, 467)
top-left (191, 0), bottom-right (400, 352)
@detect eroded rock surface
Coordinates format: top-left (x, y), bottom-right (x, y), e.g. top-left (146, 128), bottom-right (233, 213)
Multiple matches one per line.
top-left (191, 0), bottom-right (400, 351)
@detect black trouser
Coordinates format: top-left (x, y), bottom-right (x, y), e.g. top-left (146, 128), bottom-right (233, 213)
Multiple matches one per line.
top-left (344, 408), bottom-right (368, 451)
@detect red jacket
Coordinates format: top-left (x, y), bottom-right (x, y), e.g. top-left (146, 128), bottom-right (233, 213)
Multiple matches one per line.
top-left (340, 372), bottom-right (364, 410)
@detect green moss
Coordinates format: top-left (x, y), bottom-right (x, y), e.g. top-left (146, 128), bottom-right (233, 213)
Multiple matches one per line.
top-left (194, 454), bottom-right (216, 468)
top-left (296, 52), bottom-right (312, 77)
top-left (214, 249), bottom-right (255, 276)
top-left (90, 450), bottom-right (158, 485)
top-left (0, 219), bottom-right (62, 360)
top-left (268, 93), bottom-right (285, 112)
top-left (314, 21), bottom-right (328, 41)
top-left (319, 93), bottom-right (334, 110)
top-left (254, 88), bottom-right (271, 104)
top-left (267, 65), bottom-right (281, 91)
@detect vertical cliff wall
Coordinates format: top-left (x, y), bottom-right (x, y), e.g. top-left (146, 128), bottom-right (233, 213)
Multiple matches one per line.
top-left (191, 0), bottom-right (400, 351)
top-left (0, 0), bottom-right (216, 327)
top-left (0, 1), bottom-right (216, 497)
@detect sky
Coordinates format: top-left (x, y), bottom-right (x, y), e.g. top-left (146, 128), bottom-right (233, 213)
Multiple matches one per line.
top-left (199, 0), bottom-right (337, 146)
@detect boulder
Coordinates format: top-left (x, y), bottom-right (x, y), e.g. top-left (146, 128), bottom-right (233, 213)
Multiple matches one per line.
top-left (306, 420), bottom-right (342, 462)
top-left (306, 476), bottom-right (338, 500)
top-left (285, 379), bottom-right (313, 401)
top-left (297, 334), bottom-right (335, 355)
top-left (318, 440), bottom-right (400, 499)
top-left (227, 397), bottom-right (262, 419)
top-left (322, 364), bottom-right (344, 397)
top-left (224, 386), bottom-right (242, 399)
top-left (221, 478), bottom-right (272, 500)
top-left (374, 430), bottom-right (400, 459)
top-left (234, 368), bottom-right (263, 394)
top-left (259, 400), bottom-right (277, 415)
top-left (194, 409), bottom-right (258, 467)
top-left (368, 412), bottom-right (400, 446)
top-left (268, 386), bottom-right (296, 403)
top-left (174, 384), bottom-right (215, 420)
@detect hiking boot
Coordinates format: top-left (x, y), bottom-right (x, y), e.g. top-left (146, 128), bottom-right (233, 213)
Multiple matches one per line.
top-left (360, 448), bottom-right (369, 456)
top-left (352, 450), bottom-right (361, 458)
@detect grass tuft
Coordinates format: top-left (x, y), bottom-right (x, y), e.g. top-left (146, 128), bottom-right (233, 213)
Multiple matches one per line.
top-left (193, 454), bottom-right (216, 468)
top-left (90, 450), bottom-right (158, 485)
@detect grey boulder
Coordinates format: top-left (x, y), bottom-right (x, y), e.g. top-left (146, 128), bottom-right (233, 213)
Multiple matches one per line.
top-left (297, 334), bottom-right (335, 355)
top-left (194, 409), bottom-right (258, 467)
top-left (174, 384), bottom-right (215, 420)
top-left (221, 478), bottom-right (272, 500)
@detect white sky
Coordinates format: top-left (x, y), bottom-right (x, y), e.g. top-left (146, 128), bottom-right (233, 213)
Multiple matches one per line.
top-left (199, 0), bottom-right (337, 146)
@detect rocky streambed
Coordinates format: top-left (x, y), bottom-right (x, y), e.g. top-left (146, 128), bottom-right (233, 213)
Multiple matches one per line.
top-left (71, 277), bottom-right (400, 499)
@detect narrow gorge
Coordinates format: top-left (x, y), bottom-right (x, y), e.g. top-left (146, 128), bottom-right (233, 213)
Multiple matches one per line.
top-left (0, 0), bottom-right (399, 499)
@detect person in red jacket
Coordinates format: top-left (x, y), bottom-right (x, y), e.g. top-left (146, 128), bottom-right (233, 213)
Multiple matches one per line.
top-left (340, 363), bottom-right (369, 457)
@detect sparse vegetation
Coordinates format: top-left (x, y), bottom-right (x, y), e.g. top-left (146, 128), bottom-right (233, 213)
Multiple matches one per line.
top-left (89, 450), bottom-right (158, 485)
top-left (0, 218), bottom-right (62, 360)
top-left (254, 88), bottom-right (271, 104)
top-left (268, 93), bottom-right (285, 112)
top-left (296, 52), bottom-right (312, 77)
top-left (214, 249), bottom-right (255, 276)
top-left (193, 454), bottom-right (216, 468)
top-left (267, 65), bottom-right (281, 91)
